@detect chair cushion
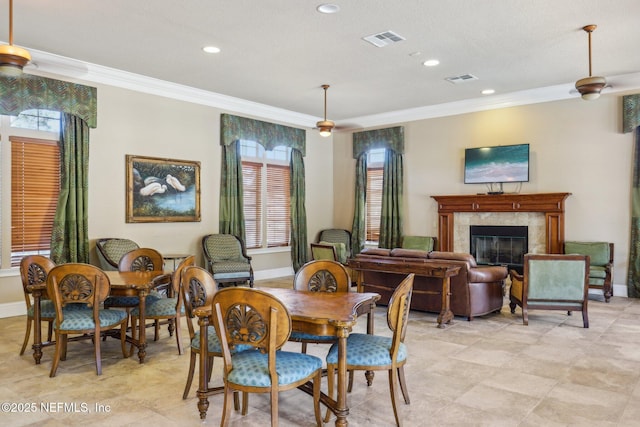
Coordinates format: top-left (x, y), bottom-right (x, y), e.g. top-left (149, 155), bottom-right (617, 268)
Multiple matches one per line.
top-left (104, 294), bottom-right (161, 308)
top-left (564, 241), bottom-right (610, 266)
top-left (326, 333), bottom-right (407, 367)
top-left (319, 241), bottom-right (347, 264)
top-left (191, 326), bottom-right (253, 353)
top-left (227, 350), bottom-right (322, 387)
top-left (56, 308), bottom-right (127, 331)
top-left (27, 299), bottom-right (56, 319)
top-left (212, 261), bottom-right (251, 275)
top-left (289, 331), bottom-right (337, 343)
top-left (131, 297), bottom-right (183, 317)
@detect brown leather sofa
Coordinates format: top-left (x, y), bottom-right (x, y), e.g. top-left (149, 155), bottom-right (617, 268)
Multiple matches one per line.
top-left (353, 248), bottom-right (507, 320)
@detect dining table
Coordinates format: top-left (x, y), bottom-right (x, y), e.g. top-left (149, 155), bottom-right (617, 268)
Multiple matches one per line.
top-left (28, 269), bottom-right (171, 365)
top-left (194, 287), bottom-right (380, 427)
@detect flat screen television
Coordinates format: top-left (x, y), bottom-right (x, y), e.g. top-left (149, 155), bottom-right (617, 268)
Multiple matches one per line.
top-left (464, 143), bottom-right (530, 184)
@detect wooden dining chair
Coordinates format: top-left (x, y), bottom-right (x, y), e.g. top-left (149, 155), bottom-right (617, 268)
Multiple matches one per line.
top-left (130, 255), bottom-right (195, 356)
top-left (289, 260), bottom-right (351, 353)
top-left (19, 255), bottom-right (56, 355)
top-left (212, 287), bottom-right (323, 426)
top-left (47, 263), bottom-right (128, 377)
top-left (325, 273), bottom-right (414, 426)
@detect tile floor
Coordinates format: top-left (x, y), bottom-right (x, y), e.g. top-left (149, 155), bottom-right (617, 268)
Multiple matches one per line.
top-left (1, 277), bottom-right (640, 426)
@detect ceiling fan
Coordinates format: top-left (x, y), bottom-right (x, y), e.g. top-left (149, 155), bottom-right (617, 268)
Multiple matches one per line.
top-left (574, 25), bottom-right (607, 100)
top-left (0, 0), bottom-right (31, 76)
top-left (316, 84), bottom-right (335, 137)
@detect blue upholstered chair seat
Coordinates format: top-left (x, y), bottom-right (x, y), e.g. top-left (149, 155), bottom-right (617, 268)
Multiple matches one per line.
top-left (326, 333), bottom-right (407, 367)
top-left (104, 292), bottom-right (161, 308)
top-left (289, 331), bottom-right (337, 343)
top-left (27, 299), bottom-right (56, 318)
top-left (227, 350), bottom-right (322, 387)
top-left (131, 297), bottom-right (183, 317)
top-left (190, 326), bottom-right (253, 353)
top-left (55, 308), bottom-right (127, 331)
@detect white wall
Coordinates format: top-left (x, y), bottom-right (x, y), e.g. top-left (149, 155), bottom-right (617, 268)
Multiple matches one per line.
top-left (0, 80), bottom-right (334, 316)
top-left (334, 94), bottom-right (633, 295)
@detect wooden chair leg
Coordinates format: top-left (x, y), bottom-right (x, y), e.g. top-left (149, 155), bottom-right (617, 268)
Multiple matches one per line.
top-left (120, 323), bottom-right (128, 358)
top-left (183, 351), bottom-right (197, 399)
top-left (129, 316), bottom-right (138, 357)
top-left (388, 368), bottom-right (402, 427)
top-left (49, 332), bottom-right (62, 378)
top-left (270, 387), bottom-right (278, 426)
top-left (312, 371), bottom-right (322, 426)
top-left (95, 330), bottom-right (102, 375)
top-left (46, 320), bottom-right (53, 342)
top-left (174, 317), bottom-right (183, 355)
top-left (301, 342), bottom-right (308, 353)
top-left (20, 317), bottom-right (32, 355)
top-left (397, 366), bottom-right (410, 404)
top-left (324, 364), bottom-right (335, 423)
top-left (220, 386), bottom-right (234, 426)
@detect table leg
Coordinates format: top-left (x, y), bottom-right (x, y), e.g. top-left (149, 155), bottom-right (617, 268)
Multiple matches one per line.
top-left (197, 315), bottom-right (210, 419)
top-left (31, 288), bottom-right (43, 364)
top-left (365, 301), bottom-right (376, 386)
top-left (437, 276), bottom-right (454, 328)
top-left (335, 328), bottom-right (349, 427)
top-left (137, 289), bottom-right (148, 363)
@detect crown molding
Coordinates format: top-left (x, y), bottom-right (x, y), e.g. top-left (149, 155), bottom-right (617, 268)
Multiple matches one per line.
top-left (24, 49), bottom-right (640, 132)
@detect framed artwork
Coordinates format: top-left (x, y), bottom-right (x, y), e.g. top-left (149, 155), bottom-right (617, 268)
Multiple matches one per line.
top-left (126, 155), bottom-right (201, 223)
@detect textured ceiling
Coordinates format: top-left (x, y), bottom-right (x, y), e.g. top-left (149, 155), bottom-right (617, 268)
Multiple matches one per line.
top-left (3, 0), bottom-right (640, 127)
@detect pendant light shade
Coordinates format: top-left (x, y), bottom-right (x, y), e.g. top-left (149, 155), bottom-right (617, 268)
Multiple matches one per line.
top-left (575, 25), bottom-right (606, 101)
top-left (0, 0), bottom-right (31, 76)
top-left (316, 85), bottom-right (335, 137)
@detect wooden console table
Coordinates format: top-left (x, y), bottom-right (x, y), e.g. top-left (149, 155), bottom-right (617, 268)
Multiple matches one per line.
top-left (431, 193), bottom-right (571, 254)
top-left (348, 258), bottom-right (461, 328)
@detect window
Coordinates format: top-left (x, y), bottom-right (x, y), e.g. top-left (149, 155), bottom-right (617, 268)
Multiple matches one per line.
top-left (1, 110), bottom-right (61, 267)
top-left (240, 140), bottom-right (291, 249)
top-left (366, 148), bottom-right (385, 243)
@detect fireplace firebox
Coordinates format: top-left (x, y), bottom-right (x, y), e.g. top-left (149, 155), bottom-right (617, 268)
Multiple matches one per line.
top-left (470, 225), bottom-right (528, 273)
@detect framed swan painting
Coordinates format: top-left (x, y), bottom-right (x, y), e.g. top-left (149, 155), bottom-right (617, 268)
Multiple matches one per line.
top-left (126, 155), bottom-right (201, 223)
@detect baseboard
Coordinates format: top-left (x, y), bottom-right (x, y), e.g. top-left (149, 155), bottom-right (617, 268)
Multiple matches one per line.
top-left (254, 266), bottom-right (294, 281)
top-left (0, 301), bottom-right (27, 319)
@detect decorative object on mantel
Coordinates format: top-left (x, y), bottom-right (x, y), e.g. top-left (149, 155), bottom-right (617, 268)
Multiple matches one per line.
top-left (316, 84), bottom-right (335, 137)
top-left (575, 25), bottom-right (607, 101)
top-left (431, 193), bottom-right (571, 254)
top-left (126, 155), bottom-right (201, 223)
top-left (0, 0), bottom-right (31, 76)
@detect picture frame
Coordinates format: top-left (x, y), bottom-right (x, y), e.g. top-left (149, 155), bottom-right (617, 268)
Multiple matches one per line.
top-left (126, 155), bottom-right (201, 223)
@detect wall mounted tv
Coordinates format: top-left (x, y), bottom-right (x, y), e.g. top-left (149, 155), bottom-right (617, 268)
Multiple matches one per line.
top-left (464, 143), bottom-right (530, 184)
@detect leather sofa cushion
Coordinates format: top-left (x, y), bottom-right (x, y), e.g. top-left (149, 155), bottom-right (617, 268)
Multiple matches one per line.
top-left (360, 248), bottom-right (391, 256)
top-left (429, 251), bottom-right (478, 268)
top-left (390, 248), bottom-right (429, 259)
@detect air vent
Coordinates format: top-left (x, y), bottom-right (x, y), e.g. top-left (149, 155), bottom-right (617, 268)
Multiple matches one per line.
top-left (445, 74), bottom-right (479, 84)
top-left (363, 30), bottom-right (406, 47)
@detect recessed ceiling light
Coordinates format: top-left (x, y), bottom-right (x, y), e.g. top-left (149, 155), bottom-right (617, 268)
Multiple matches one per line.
top-left (481, 89), bottom-right (495, 95)
top-left (202, 46), bottom-right (221, 54)
top-left (423, 59), bottom-right (440, 67)
top-left (317, 4), bottom-right (340, 14)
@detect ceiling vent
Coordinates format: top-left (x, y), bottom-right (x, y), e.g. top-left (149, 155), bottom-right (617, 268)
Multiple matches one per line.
top-left (445, 74), bottom-right (479, 84)
top-left (363, 30), bottom-right (406, 47)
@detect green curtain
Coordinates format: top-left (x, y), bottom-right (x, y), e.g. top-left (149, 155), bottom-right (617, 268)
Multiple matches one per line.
top-left (50, 113), bottom-right (90, 263)
top-left (351, 154), bottom-right (367, 255)
top-left (290, 149), bottom-right (308, 271)
top-left (219, 140), bottom-right (246, 241)
top-left (626, 94), bottom-right (640, 297)
top-left (379, 149), bottom-right (404, 249)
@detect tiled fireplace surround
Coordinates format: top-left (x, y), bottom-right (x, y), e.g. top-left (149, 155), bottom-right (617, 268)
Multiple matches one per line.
top-left (432, 193), bottom-right (571, 256)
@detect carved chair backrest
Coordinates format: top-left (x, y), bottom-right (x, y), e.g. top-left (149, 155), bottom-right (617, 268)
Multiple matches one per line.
top-left (293, 260), bottom-right (350, 293)
top-left (118, 248), bottom-right (164, 272)
top-left (180, 265), bottom-right (216, 340)
top-left (20, 255), bottom-right (56, 304)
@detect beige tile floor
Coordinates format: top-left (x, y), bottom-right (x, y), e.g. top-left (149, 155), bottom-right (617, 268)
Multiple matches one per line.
top-left (1, 278), bottom-right (640, 426)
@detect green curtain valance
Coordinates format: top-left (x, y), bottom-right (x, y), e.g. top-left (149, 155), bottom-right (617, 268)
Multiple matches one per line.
top-left (0, 74), bottom-right (97, 128)
top-left (623, 94), bottom-right (640, 134)
top-left (220, 113), bottom-right (306, 156)
top-left (353, 126), bottom-right (404, 159)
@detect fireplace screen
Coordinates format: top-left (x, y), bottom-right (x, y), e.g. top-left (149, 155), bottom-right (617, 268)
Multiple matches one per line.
top-left (470, 225), bottom-right (528, 273)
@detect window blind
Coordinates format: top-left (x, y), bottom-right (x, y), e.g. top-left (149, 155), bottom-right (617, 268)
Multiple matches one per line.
top-left (266, 164), bottom-right (290, 247)
top-left (241, 161), bottom-right (262, 249)
top-left (366, 166), bottom-right (383, 242)
top-left (10, 136), bottom-right (60, 266)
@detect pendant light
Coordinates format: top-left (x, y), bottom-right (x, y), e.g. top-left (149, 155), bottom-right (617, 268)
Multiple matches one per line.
top-left (0, 0), bottom-right (31, 76)
top-left (316, 84), bottom-right (335, 137)
top-left (575, 25), bottom-right (606, 101)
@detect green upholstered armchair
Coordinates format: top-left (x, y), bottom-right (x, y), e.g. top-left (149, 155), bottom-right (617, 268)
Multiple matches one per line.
top-left (202, 234), bottom-right (254, 288)
top-left (96, 238), bottom-right (140, 271)
top-left (509, 254), bottom-right (590, 327)
top-left (401, 235), bottom-right (437, 251)
top-left (317, 229), bottom-right (352, 260)
top-left (310, 242), bottom-right (340, 262)
top-left (564, 241), bottom-right (614, 302)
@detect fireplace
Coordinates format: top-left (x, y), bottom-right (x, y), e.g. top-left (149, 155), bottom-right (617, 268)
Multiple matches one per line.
top-left (470, 225), bottom-right (528, 273)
